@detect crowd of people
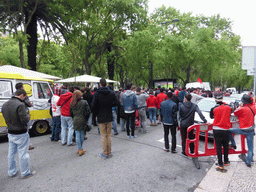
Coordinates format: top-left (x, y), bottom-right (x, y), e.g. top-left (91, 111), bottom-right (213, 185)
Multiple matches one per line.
top-left (2, 80), bottom-right (256, 178)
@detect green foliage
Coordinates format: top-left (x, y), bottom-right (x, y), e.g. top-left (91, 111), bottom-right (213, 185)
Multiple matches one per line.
top-left (37, 40), bottom-right (72, 78)
top-left (1, 1), bottom-right (252, 90)
top-left (0, 35), bottom-right (27, 67)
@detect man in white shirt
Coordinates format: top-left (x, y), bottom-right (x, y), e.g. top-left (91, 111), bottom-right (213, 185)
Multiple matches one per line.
top-left (51, 94), bottom-right (61, 141)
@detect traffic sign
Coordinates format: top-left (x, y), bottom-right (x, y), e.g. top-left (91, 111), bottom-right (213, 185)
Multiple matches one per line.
top-left (247, 70), bottom-right (256, 76)
top-left (242, 46), bottom-right (256, 70)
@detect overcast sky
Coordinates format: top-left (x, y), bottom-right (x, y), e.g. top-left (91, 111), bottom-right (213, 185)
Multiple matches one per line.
top-left (148, 0), bottom-right (256, 46)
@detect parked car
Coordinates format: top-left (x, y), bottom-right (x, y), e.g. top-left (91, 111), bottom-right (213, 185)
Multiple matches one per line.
top-left (193, 97), bottom-right (238, 139)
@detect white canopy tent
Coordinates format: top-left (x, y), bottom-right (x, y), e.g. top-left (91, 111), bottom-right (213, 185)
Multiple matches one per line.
top-left (0, 65), bottom-right (61, 80)
top-left (56, 74), bottom-right (118, 83)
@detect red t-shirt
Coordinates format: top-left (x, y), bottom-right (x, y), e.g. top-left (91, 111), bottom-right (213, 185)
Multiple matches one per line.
top-left (234, 103), bottom-right (256, 129)
top-left (213, 105), bottom-right (232, 129)
top-left (156, 92), bottom-right (168, 109)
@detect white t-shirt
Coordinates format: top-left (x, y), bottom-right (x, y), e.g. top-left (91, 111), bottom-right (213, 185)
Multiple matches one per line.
top-left (51, 94), bottom-right (61, 117)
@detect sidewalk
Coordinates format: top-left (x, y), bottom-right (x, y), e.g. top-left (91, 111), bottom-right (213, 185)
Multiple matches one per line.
top-left (195, 136), bottom-right (256, 192)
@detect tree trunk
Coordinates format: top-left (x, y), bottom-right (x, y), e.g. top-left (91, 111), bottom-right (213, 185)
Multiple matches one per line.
top-left (19, 40), bottom-right (25, 68)
top-left (106, 43), bottom-right (115, 80)
top-left (26, 14), bottom-right (37, 71)
top-left (83, 58), bottom-right (92, 75)
top-left (185, 63), bottom-right (191, 86)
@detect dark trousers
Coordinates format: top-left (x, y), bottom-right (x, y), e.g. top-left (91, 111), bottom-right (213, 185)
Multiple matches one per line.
top-left (117, 106), bottom-right (120, 124)
top-left (213, 130), bottom-right (229, 166)
top-left (180, 126), bottom-right (195, 154)
top-left (126, 112), bottom-right (135, 136)
top-left (51, 116), bottom-right (61, 141)
top-left (92, 113), bottom-right (97, 126)
top-left (163, 124), bottom-right (177, 151)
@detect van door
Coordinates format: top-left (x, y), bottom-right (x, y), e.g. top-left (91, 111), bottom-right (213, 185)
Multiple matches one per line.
top-left (32, 81), bottom-right (52, 118)
top-left (0, 80), bottom-right (13, 135)
top-left (29, 81), bottom-right (53, 135)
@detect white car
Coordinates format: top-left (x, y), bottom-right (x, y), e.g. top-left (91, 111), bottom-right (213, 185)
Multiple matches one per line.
top-left (193, 97), bottom-right (238, 139)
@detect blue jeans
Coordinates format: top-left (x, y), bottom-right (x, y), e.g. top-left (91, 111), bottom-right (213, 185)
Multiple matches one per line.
top-left (61, 116), bottom-right (74, 145)
top-left (75, 130), bottom-right (85, 150)
top-left (120, 118), bottom-right (126, 131)
top-left (51, 116), bottom-right (61, 141)
top-left (8, 132), bottom-right (31, 177)
top-left (148, 108), bottom-right (156, 124)
top-left (229, 128), bottom-right (255, 165)
top-left (112, 110), bottom-right (118, 133)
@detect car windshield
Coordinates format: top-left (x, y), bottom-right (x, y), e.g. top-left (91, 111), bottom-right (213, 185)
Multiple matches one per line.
top-left (229, 94), bottom-right (243, 100)
top-left (197, 99), bottom-right (216, 112)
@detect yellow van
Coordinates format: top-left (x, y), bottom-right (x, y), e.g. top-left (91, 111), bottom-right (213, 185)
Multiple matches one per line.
top-left (0, 72), bottom-right (53, 136)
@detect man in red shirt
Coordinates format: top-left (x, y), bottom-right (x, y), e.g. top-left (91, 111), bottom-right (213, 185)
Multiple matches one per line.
top-left (57, 86), bottom-right (74, 146)
top-left (210, 93), bottom-right (232, 170)
top-left (229, 94), bottom-right (256, 167)
top-left (156, 88), bottom-right (168, 124)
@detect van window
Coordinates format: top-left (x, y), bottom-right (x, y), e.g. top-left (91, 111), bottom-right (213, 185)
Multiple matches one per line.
top-left (33, 82), bottom-right (52, 99)
top-left (23, 84), bottom-right (32, 97)
top-left (0, 80), bottom-right (12, 98)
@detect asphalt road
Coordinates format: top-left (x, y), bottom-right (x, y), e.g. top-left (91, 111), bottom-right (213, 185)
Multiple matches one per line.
top-left (0, 121), bottom-right (215, 192)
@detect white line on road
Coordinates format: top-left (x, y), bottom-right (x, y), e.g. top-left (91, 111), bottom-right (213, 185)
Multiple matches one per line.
top-left (158, 138), bottom-right (205, 153)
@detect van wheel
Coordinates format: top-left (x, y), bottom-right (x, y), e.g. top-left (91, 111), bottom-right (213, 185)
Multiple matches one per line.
top-left (32, 120), bottom-right (49, 136)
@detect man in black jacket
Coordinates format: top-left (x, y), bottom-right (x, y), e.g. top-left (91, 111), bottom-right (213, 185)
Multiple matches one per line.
top-left (2, 89), bottom-right (35, 178)
top-left (91, 78), bottom-right (120, 159)
top-left (179, 93), bottom-right (207, 156)
top-left (15, 82), bottom-right (34, 150)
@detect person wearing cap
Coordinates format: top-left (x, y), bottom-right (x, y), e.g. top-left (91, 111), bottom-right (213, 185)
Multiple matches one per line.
top-left (229, 94), bottom-right (256, 167)
top-left (248, 91), bottom-right (254, 103)
top-left (210, 93), bottom-right (232, 170)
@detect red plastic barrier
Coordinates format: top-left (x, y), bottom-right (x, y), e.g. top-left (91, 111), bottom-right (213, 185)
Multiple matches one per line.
top-left (185, 122), bottom-right (247, 158)
top-left (135, 110), bottom-right (141, 128)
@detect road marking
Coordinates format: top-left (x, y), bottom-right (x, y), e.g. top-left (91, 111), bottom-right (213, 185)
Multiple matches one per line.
top-left (158, 138), bottom-right (182, 148)
top-left (158, 138), bottom-right (240, 160)
top-left (158, 138), bottom-right (205, 153)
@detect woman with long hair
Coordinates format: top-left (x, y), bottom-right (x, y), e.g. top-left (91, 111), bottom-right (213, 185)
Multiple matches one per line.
top-left (70, 90), bottom-right (90, 156)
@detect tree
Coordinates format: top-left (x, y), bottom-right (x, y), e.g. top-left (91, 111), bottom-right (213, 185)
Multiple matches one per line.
top-left (66, 0), bottom-right (148, 79)
top-left (0, 0), bottom-right (77, 71)
top-left (121, 28), bottom-right (157, 87)
top-left (149, 6), bottom-right (244, 88)
top-left (0, 34), bottom-right (27, 67)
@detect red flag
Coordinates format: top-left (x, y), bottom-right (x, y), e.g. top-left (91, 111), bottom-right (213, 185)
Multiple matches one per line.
top-left (197, 78), bottom-right (203, 84)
